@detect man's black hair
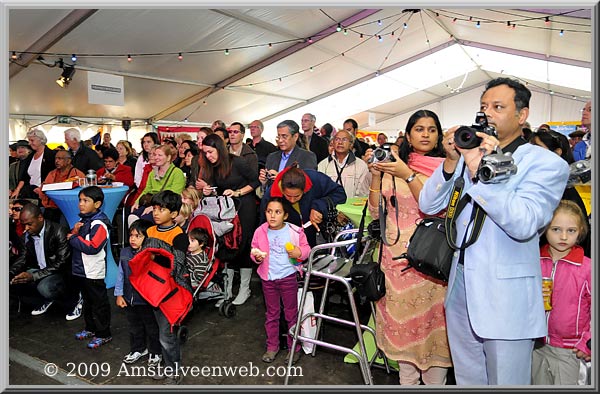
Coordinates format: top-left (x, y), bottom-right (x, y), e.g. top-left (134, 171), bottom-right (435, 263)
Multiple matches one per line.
top-left (79, 185), bottom-right (104, 205)
top-left (343, 118), bottom-right (358, 130)
top-left (484, 77), bottom-right (531, 111)
top-left (151, 190), bottom-right (182, 213)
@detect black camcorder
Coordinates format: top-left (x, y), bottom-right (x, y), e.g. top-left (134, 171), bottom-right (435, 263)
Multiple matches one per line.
top-left (477, 152), bottom-right (517, 183)
top-left (368, 142), bottom-right (396, 164)
top-left (454, 112), bottom-right (497, 149)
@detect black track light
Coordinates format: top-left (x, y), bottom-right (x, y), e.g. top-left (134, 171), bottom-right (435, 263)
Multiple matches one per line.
top-left (56, 60), bottom-right (76, 88)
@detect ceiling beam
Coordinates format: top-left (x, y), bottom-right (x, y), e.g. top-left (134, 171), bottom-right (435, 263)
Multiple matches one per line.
top-left (9, 9), bottom-right (98, 78)
top-left (150, 9), bottom-right (381, 123)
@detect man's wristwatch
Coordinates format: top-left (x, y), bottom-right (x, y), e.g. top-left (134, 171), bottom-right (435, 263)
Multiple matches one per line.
top-left (405, 172), bottom-right (417, 184)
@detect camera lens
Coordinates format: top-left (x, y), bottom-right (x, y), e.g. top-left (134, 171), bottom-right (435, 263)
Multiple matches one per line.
top-left (454, 126), bottom-right (482, 149)
top-left (478, 165), bottom-right (494, 182)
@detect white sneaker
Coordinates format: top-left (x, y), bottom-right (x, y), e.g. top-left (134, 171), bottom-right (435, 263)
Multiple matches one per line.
top-left (148, 353), bottom-right (162, 367)
top-left (123, 349), bottom-right (149, 364)
top-left (65, 296), bottom-right (83, 321)
top-left (31, 301), bottom-right (53, 316)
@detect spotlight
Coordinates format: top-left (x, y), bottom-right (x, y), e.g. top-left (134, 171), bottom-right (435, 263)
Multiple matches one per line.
top-left (56, 62), bottom-right (76, 88)
top-left (121, 119), bottom-right (131, 131)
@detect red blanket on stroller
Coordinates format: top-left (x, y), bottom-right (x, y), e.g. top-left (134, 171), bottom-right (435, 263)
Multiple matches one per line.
top-left (129, 247), bottom-right (193, 327)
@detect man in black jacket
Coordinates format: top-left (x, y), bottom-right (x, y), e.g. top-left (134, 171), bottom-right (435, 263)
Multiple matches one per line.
top-left (9, 203), bottom-right (82, 320)
top-left (64, 127), bottom-right (103, 173)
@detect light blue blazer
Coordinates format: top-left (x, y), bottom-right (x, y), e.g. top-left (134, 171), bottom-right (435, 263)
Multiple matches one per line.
top-left (419, 143), bottom-right (569, 340)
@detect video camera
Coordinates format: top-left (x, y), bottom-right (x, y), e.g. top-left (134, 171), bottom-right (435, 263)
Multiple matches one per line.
top-left (477, 152), bottom-right (517, 184)
top-left (567, 159), bottom-right (591, 187)
top-left (454, 112), bottom-right (497, 149)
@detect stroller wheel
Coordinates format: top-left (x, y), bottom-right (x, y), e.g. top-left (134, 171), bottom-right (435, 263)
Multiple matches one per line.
top-left (220, 301), bottom-right (236, 318)
top-left (177, 325), bottom-right (189, 344)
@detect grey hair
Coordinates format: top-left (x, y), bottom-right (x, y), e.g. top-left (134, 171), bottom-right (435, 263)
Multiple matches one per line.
top-left (277, 120), bottom-right (300, 135)
top-left (26, 128), bottom-right (47, 145)
top-left (64, 127), bottom-right (81, 142)
top-left (305, 113), bottom-right (316, 122)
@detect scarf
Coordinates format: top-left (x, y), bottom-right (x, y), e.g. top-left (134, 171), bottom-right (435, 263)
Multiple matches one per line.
top-left (407, 152), bottom-right (445, 177)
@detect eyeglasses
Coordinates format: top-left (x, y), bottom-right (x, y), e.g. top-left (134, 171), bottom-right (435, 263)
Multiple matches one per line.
top-left (11, 207), bottom-right (23, 212)
top-left (228, 129), bottom-right (242, 134)
top-left (276, 134), bottom-right (292, 141)
top-left (334, 137), bottom-right (350, 143)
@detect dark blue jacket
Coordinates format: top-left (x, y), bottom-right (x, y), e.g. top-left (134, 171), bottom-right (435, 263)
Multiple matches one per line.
top-left (69, 210), bottom-right (111, 279)
top-left (115, 246), bottom-right (150, 306)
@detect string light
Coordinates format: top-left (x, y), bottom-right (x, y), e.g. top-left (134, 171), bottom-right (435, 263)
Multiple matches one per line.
top-left (308, 37), bottom-right (313, 43)
top-left (378, 35), bottom-right (383, 42)
top-left (178, 52), bottom-right (183, 61)
top-left (476, 21), bottom-right (481, 28)
top-left (225, 49), bottom-right (230, 55)
top-left (507, 21), bottom-right (511, 28)
top-left (377, 20), bottom-right (382, 26)
top-left (403, 22), bottom-right (408, 29)
top-left (391, 31), bottom-right (395, 36)
top-left (452, 18), bottom-right (457, 23)
top-left (127, 54), bottom-right (132, 62)
top-left (268, 43), bottom-right (272, 48)
top-left (309, 66), bottom-right (314, 72)
top-left (545, 16), bottom-right (550, 26)
top-left (375, 71), bottom-right (380, 77)
top-left (336, 23), bottom-right (342, 32)
top-left (11, 51), bottom-right (17, 60)
top-left (343, 29), bottom-right (348, 35)
top-left (559, 29), bottom-right (564, 36)
top-left (359, 33), bottom-right (363, 39)
top-left (71, 54), bottom-right (77, 62)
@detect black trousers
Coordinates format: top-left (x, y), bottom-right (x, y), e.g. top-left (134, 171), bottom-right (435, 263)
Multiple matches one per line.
top-left (79, 277), bottom-right (111, 338)
top-left (126, 304), bottom-right (161, 355)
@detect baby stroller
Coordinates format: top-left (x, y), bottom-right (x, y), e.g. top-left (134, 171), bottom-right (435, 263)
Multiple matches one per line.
top-left (186, 213), bottom-right (236, 318)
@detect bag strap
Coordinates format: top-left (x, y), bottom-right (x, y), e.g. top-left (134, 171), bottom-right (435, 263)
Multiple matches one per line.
top-left (333, 160), bottom-right (345, 186)
top-left (444, 162), bottom-right (487, 250)
top-left (352, 197), bottom-right (370, 265)
top-left (159, 165), bottom-right (176, 192)
top-left (378, 173), bottom-right (400, 246)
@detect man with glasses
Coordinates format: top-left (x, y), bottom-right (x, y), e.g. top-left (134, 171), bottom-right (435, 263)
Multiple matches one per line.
top-left (10, 203), bottom-right (82, 321)
top-left (317, 129), bottom-right (371, 198)
top-left (34, 150), bottom-right (85, 224)
top-left (260, 120), bottom-right (317, 187)
top-left (247, 120), bottom-right (277, 169)
top-left (301, 113), bottom-right (329, 163)
top-left (228, 122), bottom-right (258, 173)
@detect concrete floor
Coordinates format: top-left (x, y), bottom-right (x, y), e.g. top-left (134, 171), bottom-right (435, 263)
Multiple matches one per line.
top-left (9, 277), bottom-right (406, 387)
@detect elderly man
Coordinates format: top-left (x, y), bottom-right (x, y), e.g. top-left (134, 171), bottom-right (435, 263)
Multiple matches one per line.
top-left (64, 128), bottom-right (102, 173)
top-left (9, 203), bottom-right (82, 320)
top-left (34, 150), bottom-right (85, 224)
top-left (260, 120), bottom-right (317, 186)
top-left (9, 140), bottom-right (31, 194)
top-left (301, 113), bottom-right (329, 163)
top-left (318, 129), bottom-right (371, 198)
top-left (247, 119), bottom-right (277, 169)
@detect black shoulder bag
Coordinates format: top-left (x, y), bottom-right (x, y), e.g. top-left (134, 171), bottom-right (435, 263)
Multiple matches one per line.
top-left (400, 163), bottom-right (487, 282)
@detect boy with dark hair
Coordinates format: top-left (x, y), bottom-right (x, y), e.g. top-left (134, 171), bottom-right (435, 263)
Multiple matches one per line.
top-left (67, 186), bottom-right (113, 348)
top-left (115, 219), bottom-right (162, 366)
top-left (144, 190), bottom-right (190, 384)
top-left (147, 190), bottom-right (189, 253)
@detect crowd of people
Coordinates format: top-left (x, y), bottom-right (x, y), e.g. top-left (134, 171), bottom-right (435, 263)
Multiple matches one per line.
top-left (8, 79), bottom-right (592, 386)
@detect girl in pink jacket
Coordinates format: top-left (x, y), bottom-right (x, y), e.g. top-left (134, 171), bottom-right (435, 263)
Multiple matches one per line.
top-left (532, 200), bottom-right (591, 385)
top-left (251, 197), bottom-right (311, 365)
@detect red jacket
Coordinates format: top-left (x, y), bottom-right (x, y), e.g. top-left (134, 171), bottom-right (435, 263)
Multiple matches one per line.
top-left (540, 244), bottom-right (591, 355)
top-left (97, 164), bottom-right (134, 187)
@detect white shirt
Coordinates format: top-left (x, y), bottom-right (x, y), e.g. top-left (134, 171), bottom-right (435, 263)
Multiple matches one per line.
top-left (28, 153), bottom-right (43, 186)
top-left (32, 223), bottom-right (46, 269)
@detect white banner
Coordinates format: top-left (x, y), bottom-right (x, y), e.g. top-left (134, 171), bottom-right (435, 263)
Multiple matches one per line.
top-left (88, 71), bottom-right (124, 106)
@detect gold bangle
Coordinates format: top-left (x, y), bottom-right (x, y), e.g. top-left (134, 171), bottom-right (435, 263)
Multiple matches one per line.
top-left (369, 187), bottom-right (380, 193)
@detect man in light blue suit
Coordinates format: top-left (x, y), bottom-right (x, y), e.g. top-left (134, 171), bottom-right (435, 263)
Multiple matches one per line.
top-left (419, 78), bottom-right (569, 385)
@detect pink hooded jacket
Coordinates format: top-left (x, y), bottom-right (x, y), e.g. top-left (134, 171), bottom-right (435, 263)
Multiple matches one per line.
top-left (540, 244), bottom-right (591, 355)
top-left (251, 222), bottom-right (311, 281)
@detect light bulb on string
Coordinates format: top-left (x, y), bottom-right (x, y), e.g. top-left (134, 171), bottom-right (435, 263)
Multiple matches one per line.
top-left (308, 37), bottom-right (313, 43)
top-left (378, 35), bottom-right (383, 42)
top-left (476, 21), bottom-right (480, 28)
top-left (309, 66), bottom-right (314, 72)
top-left (11, 51), bottom-right (17, 60)
top-left (336, 23), bottom-right (342, 32)
top-left (559, 29), bottom-right (564, 36)
top-left (507, 21), bottom-right (511, 29)
top-left (545, 16), bottom-right (550, 26)
top-left (178, 52), bottom-right (183, 61)
top-left (71, 54), bottom-right (77, 62)
top-left (359, 33), bottom-right (363, 39)
top-left (343, 29), bottom-right (348, 35)
top-left (452, 18), bottom-right (457, 23)
top-left (377, 20), bottom-right (382, 26)
top-left (391, 30), bottom-right (395, 36)
top-left (127, 54), bottom-right (132, 62)
top-left (403, 22), bottom-right (408, 29)
top-left (225, 49), bottom-right (230, 55)
top-left (268, 43), bottom-right (272, 48)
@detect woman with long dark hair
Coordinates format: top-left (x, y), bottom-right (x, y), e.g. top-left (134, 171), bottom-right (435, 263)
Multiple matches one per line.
top-left (366, 109), bottom-right (450, 385)
top-left (200, 134), bottom-right (260, 306)
top-left (134, 132), bottom-right (159, 188)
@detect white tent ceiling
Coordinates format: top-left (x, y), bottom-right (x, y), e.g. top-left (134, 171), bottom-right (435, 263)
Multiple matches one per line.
top-left (7, 6), bottom-right (594, 141)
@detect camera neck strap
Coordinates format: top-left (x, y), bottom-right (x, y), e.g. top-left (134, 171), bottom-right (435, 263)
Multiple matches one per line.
top-left (445, 162), bottom-right (487, 250)
top-left (378, 173), bottom-right (401, 247)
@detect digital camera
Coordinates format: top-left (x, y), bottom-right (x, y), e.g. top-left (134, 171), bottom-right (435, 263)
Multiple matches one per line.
top-left (454, 112), bottom-right (497, 149)
top-left (567, 159), bottom-right (591, 187)
top-left (368, 142), bottom-right (396, 164)
top-left (477, 152), bottom-right (517, 184)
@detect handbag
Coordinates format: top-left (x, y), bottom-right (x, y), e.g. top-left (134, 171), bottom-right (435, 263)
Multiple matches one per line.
top-left (138, 165), bottom-right (176, 207)
top-left (297, 288), bottom-right (317, 354)
top-left (200, 195), bottom-right (236, 221)
top-left (317, 196), bottom-right (340, 244)
top-left (401, 217), bottom-right (453, 282)
top-left (349, 262), bottom-right (386, 301)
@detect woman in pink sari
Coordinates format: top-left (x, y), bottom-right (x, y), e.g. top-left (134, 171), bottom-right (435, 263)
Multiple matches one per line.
top-left (366, 110), bottom-right (451, 385)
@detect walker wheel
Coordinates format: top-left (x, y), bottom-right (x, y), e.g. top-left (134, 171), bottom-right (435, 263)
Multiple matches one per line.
top-left (221, 301), bottom-right (236, 318)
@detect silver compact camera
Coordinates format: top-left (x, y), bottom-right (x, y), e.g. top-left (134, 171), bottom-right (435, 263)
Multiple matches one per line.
top-left (477, 152), bottom-right (517, 183)
top-left (368, 142), bottom-right (396, 164)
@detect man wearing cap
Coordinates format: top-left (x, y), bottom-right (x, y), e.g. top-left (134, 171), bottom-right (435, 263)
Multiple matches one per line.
top-left (9, 140), bottom-right (32, 193)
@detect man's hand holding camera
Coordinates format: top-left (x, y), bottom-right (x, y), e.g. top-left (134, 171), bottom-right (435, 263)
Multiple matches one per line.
top-left (454, 131), bottom-right (500, 178)
top-left (259, 169), bottom-right (277, 185)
